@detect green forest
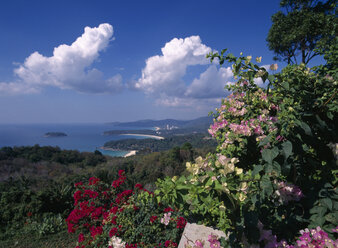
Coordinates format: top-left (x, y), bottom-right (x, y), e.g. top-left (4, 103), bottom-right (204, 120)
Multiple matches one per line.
top-left (104, 133), bottom-right (217, 153)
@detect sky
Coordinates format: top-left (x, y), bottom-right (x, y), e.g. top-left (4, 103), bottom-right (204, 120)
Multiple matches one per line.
top-left (0, 0), bottom-right (283, 124)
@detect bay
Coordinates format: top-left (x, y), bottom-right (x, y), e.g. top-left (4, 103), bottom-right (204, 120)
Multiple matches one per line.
top-left (0, 123), bottom-right (151, 157)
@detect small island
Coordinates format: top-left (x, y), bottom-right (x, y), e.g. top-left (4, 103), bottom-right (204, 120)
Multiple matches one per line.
top-left (44, 132), bottom-right (67, 137)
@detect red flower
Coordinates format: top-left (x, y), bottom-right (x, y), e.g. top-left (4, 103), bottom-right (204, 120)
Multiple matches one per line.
top-left (150, 215), bottom-right (158, 223)
top-left (27, 212), bottom-right (32, 217)
top-left (78, 233), bottom-right (85, 243)
top-left (90, 225), bottom-right (103, 238)
top-left (110, 206), bottom-right (118, 214)
top-left (75, 181), bottom-right (83, 187)
top-left (165, 240), bottom-right (177, 247)
top-left (164, 207), bottom-right (174, 213)
top-left (109, 227), bottom-right (118, 237)
top-left (73, 190), bottom-right (83, 205)
top-left (126, 244), bottom-right (138, 248)
top-left (111, 216), bottom-right (117, 224)
top-left (135, 183), bottom-right (143, 190)
top-left (88, 177), bottom-right (100, 185)
top-left (176, 217), bottom-right (187, 229)
top-left (118, 170), bottom-right (125, 177)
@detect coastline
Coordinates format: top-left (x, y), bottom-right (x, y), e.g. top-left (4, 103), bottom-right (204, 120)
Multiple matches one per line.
top-left (123, 150), bottom-right (137, 157)
top-left (120, 133), bottom-right (165, 140)
top-left (99, 146), bottom-right (137, 158)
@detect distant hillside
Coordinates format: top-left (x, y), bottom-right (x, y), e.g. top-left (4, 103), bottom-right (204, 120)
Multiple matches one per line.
top-left (104, 133), bottom-right (217, 153)
top-left (106, 116), bottom-right (212, 130)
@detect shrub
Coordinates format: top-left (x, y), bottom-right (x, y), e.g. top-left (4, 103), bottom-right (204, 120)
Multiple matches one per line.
top-left (155, 50), bottom-right (337, 247)
top-left (66, 171), bottom-right (186, 248)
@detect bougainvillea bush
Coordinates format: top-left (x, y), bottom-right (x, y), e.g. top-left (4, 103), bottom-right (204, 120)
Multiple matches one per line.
top-left (156, 48), bottom-right (337, 247)
top-left (66, 170), bottom-right (186, 248)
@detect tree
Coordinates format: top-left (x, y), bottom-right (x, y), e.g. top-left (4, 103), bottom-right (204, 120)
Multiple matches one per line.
top-left (267, 0), bottom-right (336, 64)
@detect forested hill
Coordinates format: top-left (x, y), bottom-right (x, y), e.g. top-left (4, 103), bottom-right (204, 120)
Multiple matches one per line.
top-left (106, 116), bottom-right (212, 129)
top-left (104, 133), bottom-right (217, 152)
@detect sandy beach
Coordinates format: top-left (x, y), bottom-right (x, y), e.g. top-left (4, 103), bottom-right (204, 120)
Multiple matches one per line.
top-left (123, 150), bottom-right (137, 157)
top-left (120, 134), bottom-right (165, 140)
top-left (100, 146), bottom-right (137, 158)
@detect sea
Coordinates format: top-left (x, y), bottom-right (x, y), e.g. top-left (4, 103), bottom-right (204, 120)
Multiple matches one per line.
top-left (0, 123), bottom-right (152, 157)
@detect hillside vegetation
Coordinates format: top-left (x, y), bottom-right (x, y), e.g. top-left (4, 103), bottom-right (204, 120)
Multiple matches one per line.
top-left (0, 142), bottom-right (211, 248)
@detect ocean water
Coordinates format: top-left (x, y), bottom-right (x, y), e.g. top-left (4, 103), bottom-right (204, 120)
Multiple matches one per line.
top-left (0, 123), bottom-right (151, 157)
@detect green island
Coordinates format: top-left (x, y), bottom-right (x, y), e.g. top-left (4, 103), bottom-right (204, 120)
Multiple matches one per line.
top-left (44, 132), bottom-right (67, 137)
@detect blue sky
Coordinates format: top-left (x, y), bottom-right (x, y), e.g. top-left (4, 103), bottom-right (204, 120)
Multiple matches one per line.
top-left (0, 0), bottom-right (282, 123)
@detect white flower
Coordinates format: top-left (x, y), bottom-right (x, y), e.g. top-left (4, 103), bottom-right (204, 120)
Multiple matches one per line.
top-left (108, 236), bottom-right (125, 248)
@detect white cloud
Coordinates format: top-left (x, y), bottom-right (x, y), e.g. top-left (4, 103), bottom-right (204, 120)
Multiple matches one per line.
top-left (135, 35), bottom-right (234, 108)
top-left (0, 23), bottom-right (122, 95)
top-left (135, 36), bottom-right (212, 97)
top-left (185, 65), bottom-right (233, 99)
top-left (0, 82), bottom-right (39, 95)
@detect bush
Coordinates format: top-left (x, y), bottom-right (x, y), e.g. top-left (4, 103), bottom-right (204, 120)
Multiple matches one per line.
top-left (155, 50), bottom-right (337, 247)
top-left (66, 170), bottom-right (186, 247)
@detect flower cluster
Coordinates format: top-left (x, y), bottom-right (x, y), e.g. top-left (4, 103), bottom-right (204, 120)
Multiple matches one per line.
top-left (295, 227), bottom-right (338, 248)
top-left (67, 171), bottom-right (186, 248)
top-left (209, 89), bottom-right (280, 155)
top-left (243, 223), bottom-right (338, 248)
top-left (184, 233), bottom-right (221, 248)
top-left (275, 181), bottom-right (303, 204)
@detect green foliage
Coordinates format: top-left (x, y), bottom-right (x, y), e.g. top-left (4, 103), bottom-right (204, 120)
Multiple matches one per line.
top-left (0, 145), bottom-right (106, 166)
top-left (156, 48), bottom-right (337, 246)
top-left (266, 0), bottom-right (336, 64)
top-left (0, 139), bottom-right (212, 245)
top-left (104, 133), bottom-right (217, 153)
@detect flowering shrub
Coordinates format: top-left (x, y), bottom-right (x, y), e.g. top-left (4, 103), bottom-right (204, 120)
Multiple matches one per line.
top-left (66, 170), bottom-right (186, 247)
top-left (184, 233), bottom-right (222, 248)
top-left (156, 49), bottom-right (337, 246)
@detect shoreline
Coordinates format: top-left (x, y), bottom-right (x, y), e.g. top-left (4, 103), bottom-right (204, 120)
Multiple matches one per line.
top-left (123, 150), bottom-right (137, 157)
top-left (120, 133), bottom-right (165, 140)
top-left (99, 146), bottom-right (137, 158)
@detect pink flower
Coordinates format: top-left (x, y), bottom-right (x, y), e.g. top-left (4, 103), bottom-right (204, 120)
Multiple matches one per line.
top-left (161, 212), bottom-right (171, 225)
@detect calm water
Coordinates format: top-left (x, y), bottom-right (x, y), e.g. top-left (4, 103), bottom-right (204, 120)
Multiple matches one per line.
top-left (0, 123), bottom-right (150, 157)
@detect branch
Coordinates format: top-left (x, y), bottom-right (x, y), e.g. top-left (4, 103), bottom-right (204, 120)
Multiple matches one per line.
top-left (323, 90), bottom-right (337, 107)
top-left (305, 51), bottom-right (320, 64)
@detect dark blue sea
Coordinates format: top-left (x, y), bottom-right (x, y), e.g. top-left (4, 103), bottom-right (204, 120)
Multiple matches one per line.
top-left (0, 123), bottom-right (151, 157)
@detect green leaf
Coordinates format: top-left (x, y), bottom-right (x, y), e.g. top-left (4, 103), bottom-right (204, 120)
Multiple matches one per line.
top-left (259, 136), bottom-right (270, 147)
top-left (262, 147), bottom-right (279, 164)
top-left (327, 111), bottom-right (333, 120)
top-left (281, 162), bottom-right (291, 175)
top-left (300, 121), bottom-right (313, 136)
top-left (321, 198), bottom-right (333, 211)
top-left (310, 214), bottom-right (325, 226)
top-left (272, 161), bottom-right (281, 175)
top-left (250, 194), bottom-right (258, 206)
top-left (281, 141), bottom-right (292, 159)
top-left (325, 212), bottom-right (338, 223)
top-left (260, 175), bottom-right (273, 197)
top-left (252, 164), bottom-right (263, 176)
top-left (310, 206), bottom-right (327, 216)
top-left (281, 81), bottom-right (290, 90)
top-left (268, 74), bottom-right (275, 83)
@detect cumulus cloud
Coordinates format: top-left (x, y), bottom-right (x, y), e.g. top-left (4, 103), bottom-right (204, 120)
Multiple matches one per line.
top-left (0, 23), bottom-right (122, 95)
top-left (135, 35), bottom-right (234, 107)
top-left (185, 65), bottom-right (233, 99)
top-left (135, 36), bottom-right (212, 97)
